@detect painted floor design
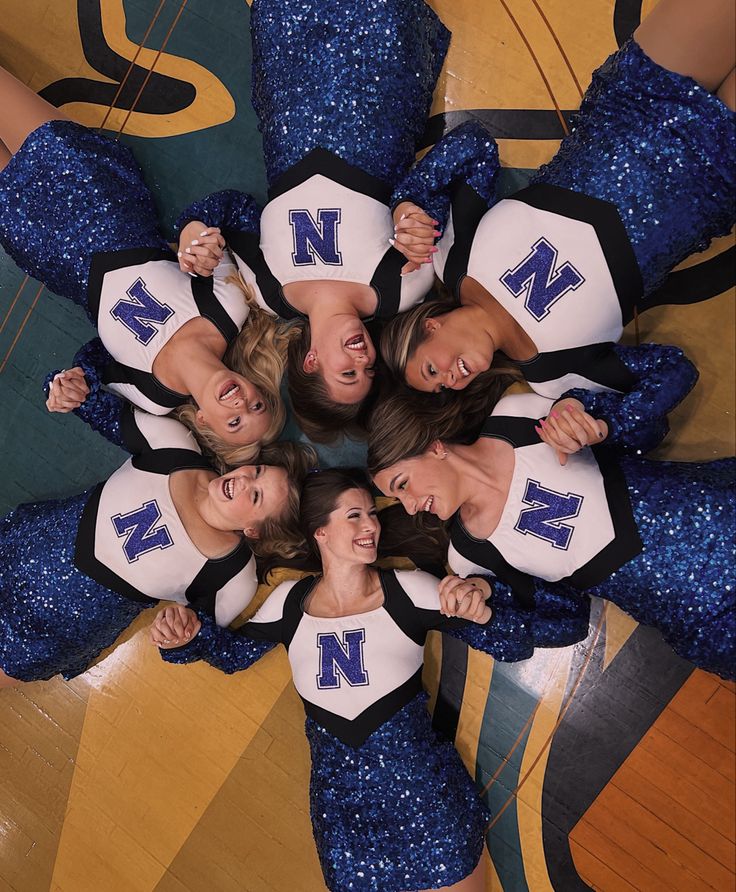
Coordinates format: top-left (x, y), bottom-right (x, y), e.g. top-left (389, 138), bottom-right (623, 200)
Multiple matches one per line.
top-left (0, 1), bottom-right (734, 890)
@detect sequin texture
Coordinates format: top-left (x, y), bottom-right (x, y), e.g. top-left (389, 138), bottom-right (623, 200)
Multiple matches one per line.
top-left (534, 39), bottom-right (736, 294)
top-left (0, 120), bottom-right (167, 315)
top-left (307, 693), bottom-right (487, 892)
top-left (250, 0), bottom-right (450, 186)
top-left (588, 457), bottom-right (736, 679)
top-left (0, 493), bottom-right (148, 681)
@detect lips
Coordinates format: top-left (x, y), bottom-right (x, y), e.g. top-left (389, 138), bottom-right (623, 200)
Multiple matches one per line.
top-left (222, 478), bottom-right (235, 500)
top-left (218, 380), bottom-right (241, 401)
top-left (354, 537), bottom-right (376, 548)
top-left (345, 334), bottom-right (366, 351)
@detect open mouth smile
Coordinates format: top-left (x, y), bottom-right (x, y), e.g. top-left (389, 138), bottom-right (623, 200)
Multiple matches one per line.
top-left (457, 358), bottom-right (471, 378)
top-left (354, 537), bottom-right (376, 548)
top-left (222, 478), bottom-right (235, 500)
top-left (345, 334), bottom-right (367, 351)
top-left (219, 380), bottom-right (241, 402)
top-left (423, 495), bottom-right (434, 513)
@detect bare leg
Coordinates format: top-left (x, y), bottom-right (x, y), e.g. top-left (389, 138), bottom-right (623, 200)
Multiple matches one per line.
top-left (634, 0), bottom-right (736, 92)
top-left (0, 668), bottom-right (23, 689)
top-left (0, 67), bottom-right (70, 156)
top-left (0, 139), bottom-right (11, 173)
top-left (416, 857), bottom-right (486, 892)
top-left (717, 67), bottom-right (736, 110)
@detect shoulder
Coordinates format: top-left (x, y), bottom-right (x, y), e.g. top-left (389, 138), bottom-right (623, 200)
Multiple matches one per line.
top-left (127, 408), bottom-right (201, 453)
top-left (392, 569), bottom-right (441, 611)
top-left (492, 393), bottom-right (554, 420)
top-left (250, 579), bottom-right (303, 624)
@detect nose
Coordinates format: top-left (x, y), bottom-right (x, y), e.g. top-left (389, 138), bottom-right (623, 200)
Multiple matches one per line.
top-left (354, 352), bottom-right (369, 365)
top-left (397, 493), bottom-right (417, 516)
top-left (442, 367), bottom-right (456, 387)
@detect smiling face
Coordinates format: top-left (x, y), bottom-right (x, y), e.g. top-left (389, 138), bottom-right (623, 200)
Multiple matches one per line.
top-left (314, 488), bottom-right (380, 565)
top-left (404, 316), bottom-right (494, 393)
top-left (373, 446), bottom-right (462, 521)
top-left (206, 464), bottom-right (289, 536)
top-left (196, 370), bottom-right (271, 445)
top-left (305, 319), bottom-right (377, 404)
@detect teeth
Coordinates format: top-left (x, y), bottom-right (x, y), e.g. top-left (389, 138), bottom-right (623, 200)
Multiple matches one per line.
top-left (220, 383), bottom-right (239, 401)
top-left (346, 339), bottom-right (366, 351)
top-left (224, 479), bottom-right (234, 500)
top-left (423, 496), bottom-right (434, 513)
top-left (355, 538), bottom-right (375, 547)
top-left (457, 358), bottom-right (470, 378)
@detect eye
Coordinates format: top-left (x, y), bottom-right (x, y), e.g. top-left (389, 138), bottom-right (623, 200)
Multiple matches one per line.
top-left (255, 465), bottom-right (263, 477)
top-left (228, 417), bottom-right (241, 429)
top-left (397, 479), bottom-right (407, 492)
top-left (342, 370), bottom-right (357, 378)
top-left (251, 401), bottom-right (264, 412)
top-left (348, 512), bottom-right (360, 519)
top-left (428, 364), bottom-right (437, 377)
top-left (252, 489), bottom-right (259, 506)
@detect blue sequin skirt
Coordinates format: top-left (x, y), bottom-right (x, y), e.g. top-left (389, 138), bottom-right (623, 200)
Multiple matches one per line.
top-left (534, 39), bottom-right (736, 294)
top-left (307, 693), bottom-right (488, 891)
top-left (0, 120), bottom-right (167, 315)
top-left (590, 458), bottom-right (736, 680)
top-left (251, 0), bottom-right (450, 185)
top-left (0, 492), bottom-right (148, 682)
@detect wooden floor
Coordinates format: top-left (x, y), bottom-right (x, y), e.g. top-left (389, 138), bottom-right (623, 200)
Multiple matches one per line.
top-left (0, 1), bottom-right (734, 891)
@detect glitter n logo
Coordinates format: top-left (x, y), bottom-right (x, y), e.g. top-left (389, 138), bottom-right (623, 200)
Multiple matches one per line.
top-left (500, 237), bottom-right (585, 321)
top-left (289, 208), bottom-right (343, 266)
top-left (316, 629), bottom-right (369, 689)
top-left (110, 277), bottom-right (175, 344)
top-left (111, 499), bottom-right (174, 563)
top-left (514, 479), bottom-right (584, 550)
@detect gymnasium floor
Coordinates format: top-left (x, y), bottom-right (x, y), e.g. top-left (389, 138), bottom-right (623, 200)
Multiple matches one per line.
top-left (0, 1), bottom-right (734, 890)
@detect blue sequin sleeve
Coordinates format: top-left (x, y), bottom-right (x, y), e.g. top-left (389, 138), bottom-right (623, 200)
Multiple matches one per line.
top-left (174, 190), bottom-right (262, 238)
top-left (43, 337), bottom-right (127, 450)
top-left (389, 121), bottom-right (500, 230)
top-left (561, 343), bottom-right (699, 454)
top-left (160, 612), bottom-right (278, 673)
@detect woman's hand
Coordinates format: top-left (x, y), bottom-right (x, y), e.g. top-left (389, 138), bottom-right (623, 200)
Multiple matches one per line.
top-left (150, 604), bottom-right (201, 649)
top-left (46, 367), bottom-right (90, 413)
top-left (439, 575), bottom-right (493, 624)
top-left (535, 399), bottom-right (608, 466)
top-left (177, 221), bottom-right (225, 277)
top-left (391, 201), bottom-right (440, 275)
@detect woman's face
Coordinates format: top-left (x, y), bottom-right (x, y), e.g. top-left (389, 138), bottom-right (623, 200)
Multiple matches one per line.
top-left (197, 370), bottom-right (271, 444)
top-left (403, 315), bottom-right (494, 393)
top-left (306, 319), bottom-right (377, 404)
top-left (207, 464), bottom-right (288, 536)
top-left (315, 488), bottom-right (380, 564)
top-left (373, 448), bottom-right (461, 521)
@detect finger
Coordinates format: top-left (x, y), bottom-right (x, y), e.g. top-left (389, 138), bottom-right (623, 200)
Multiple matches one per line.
top-left (404, 208), bottom-right (437, 227)
top-left (573, 408), bottom-right (604, 442)
top-left (394, 219), bottom-right (439, 239)
top-left (555, 408), bottom-right (588, 446)
top-left (400, 260), bottom-right (421, 275)
top-left (540, 417), bottom-right (579, 452)
top-left (557, 449), bottom-right (568, 467)
top-left (191, 233), bottom-right (225, 249)
top-left (58, 379), bottom-right (89, 401)
top-left (183, 247), bottom-right (221, 267)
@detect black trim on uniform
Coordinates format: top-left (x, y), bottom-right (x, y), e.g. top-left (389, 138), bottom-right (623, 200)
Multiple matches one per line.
top-left (520, 342), bottom-right (637, 394)
top-left (267, 148), bottom-right (392, 205)
top-left (564, 448), bottom-right (643, 589)
top-left (509, 184), bottom-right (643, 324)
top-left (185, 543), bottom-right (254, 617)
top-left (191, 275), bottom-right (239, 344)
top-left (444, 182), bottom-right (490, 298)
top-left (370, 248), bottom-right (406, 320)
top-left (132, 449), bottom-right (212, 476)
top-left (225, 231), bottom-right (298, 320)
top-left (74, 484), bottom-right (160, 605)
top-left (102, 360), bottom-right (188, 410)
top-left (480, 415), bottom-right (540, 448)
top-left (379, 570), bottom-right (429, 645)
top-left (87, 246), bottom-right (178, 322)
top-left (284, 577), bottom-right (316, 647)
top-left (119, 402), bottom-right (149, 455)
top-left (449, 521), bottom-right (537, 609)
top-left (302, 669), bottom-right (424, 748)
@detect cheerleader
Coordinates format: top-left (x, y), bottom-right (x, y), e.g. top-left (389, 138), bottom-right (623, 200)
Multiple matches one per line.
top-left (175, 0), bottom-right (460, 440)
top-left (379, 0), bottom-right (735, 406)
top-left (0, 384), bottom-right (314, 686)
top-left (368, 347), bottom-right (736, 680)
top-left (0, 67), bottom-right (288, 464)
top-left (151, 469), bottom-right (589, 891)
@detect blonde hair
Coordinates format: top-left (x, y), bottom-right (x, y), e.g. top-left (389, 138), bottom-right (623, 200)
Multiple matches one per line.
top-left (176, 276), bottom-right (294, 465)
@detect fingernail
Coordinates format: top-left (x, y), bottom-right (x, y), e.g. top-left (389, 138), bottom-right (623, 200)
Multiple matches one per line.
top-left (185, 247), bottom-right (191, 254)
top-left (433, 230), bottom-right (441, 237)
top-left (432, 220), bottom-right (439, 225)
top-left (551, 411), bottom-right (559, 418)
top-left (399, 214), bottom-right (406, 221)
top-left (564, 405), bottom-right (573, 412)
top-left (388, 238), bottom-right (396, 246)
top-left (191, 239), bottom-right (199, 246)
top-left (177, 251), bottom-right (182, 257)
top-left (430, 246), bottom-right (438, 253)
top-left (423, 258), bottom-right (433, 264)
top-left (534, 426), bottom-right (542, 435)
top-left (200, 231), bottom-right (208, 237)
top-left (540, 418), bottom-right (547, 427)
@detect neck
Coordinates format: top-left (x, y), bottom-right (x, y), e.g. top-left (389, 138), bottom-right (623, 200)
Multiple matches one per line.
top-left (448, 440), bottom-right (508, 510)
top-left (178, 340), bottom-right (228, 408)
top-left (191, 472), bottom-right (230, 532)
top-left (459, 279), bottom-right (511, 354)
top-left (315, 558), bottom-right (377, 610)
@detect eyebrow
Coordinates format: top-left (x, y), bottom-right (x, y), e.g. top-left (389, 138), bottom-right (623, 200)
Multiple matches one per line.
top-left (388, 474), bottom-right (400, 492)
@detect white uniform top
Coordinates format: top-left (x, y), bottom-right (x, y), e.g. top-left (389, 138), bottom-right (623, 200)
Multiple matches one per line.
top-left (448, 394), bottom-right (642, 601)
top-left (242, 568), bottom-right (485, 746)
top-left (89, 247), bottom-right (248, 414)
top-left (435, 184), bottom-right (642, 398)
top-left (225, 149), bottom-right (433, 322)
top-left (75, 409), bottom-right (256, 626)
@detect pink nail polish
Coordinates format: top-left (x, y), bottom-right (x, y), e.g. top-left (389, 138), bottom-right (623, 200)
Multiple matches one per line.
top-left (552, 411), bottom-right (559, 418)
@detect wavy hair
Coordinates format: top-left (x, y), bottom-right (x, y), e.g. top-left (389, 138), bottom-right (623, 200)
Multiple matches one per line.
top-left (176, 276), bottom-right (294, 464)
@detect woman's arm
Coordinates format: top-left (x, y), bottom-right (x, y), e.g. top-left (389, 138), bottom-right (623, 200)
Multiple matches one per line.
top-left (559, 343), bottom-right (699, 454)
top-left (153, 605), bottom-right (278, 673)
top-left (390, 121), bottom-right (500, 233)
top-left (44, 338), bottom-right (129, 450)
